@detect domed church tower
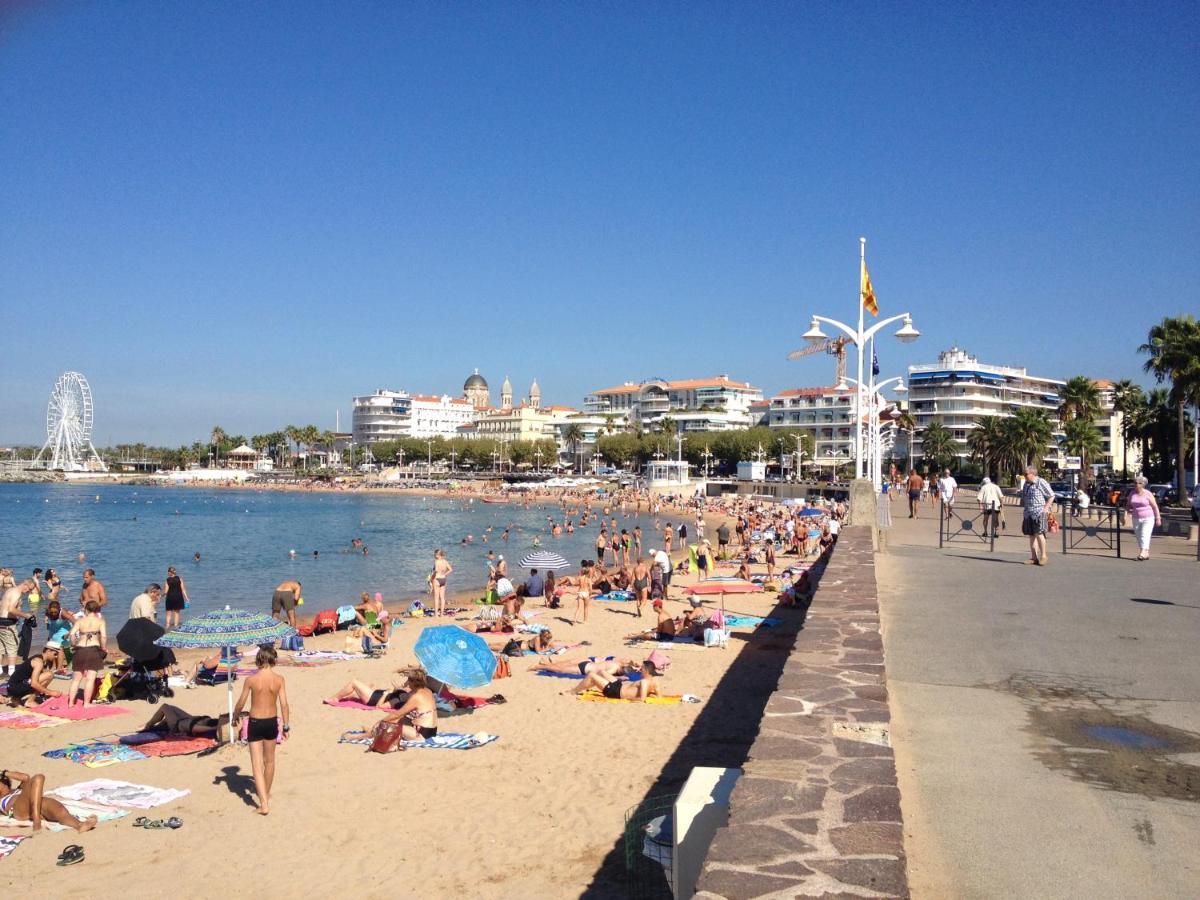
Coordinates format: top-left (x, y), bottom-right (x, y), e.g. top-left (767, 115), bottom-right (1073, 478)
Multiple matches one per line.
top-left (463, 369), bottom-right (490, 409)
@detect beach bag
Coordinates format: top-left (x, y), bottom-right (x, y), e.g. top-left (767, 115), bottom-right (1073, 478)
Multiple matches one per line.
top-left (1047, 512), bottom-right (1060, 534)
top-left (312, 610), bottom-right (338, 635)
top-left (296, 622), bottom-right (315, 637)
top-left (281, 634), bottom-right (304, 652)
top-left (369, 721), bottom-right (404, 754)
top-left (704, 627), bottom-right (729, 648)
top-left (493, 654), bottom-right (511, 679)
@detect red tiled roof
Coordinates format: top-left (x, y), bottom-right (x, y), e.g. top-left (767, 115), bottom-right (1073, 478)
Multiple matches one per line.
top-left (774, 386), bottom-right (838, 398)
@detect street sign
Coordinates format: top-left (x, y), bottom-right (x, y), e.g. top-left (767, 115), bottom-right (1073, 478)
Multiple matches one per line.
top-left (1063, 456), bottom-right (1082, 471)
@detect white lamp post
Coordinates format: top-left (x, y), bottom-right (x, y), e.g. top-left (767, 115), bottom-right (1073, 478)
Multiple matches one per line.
top-left (842, 375), bottom-right (906, 489)
top-left (800, 238), bottom-right (919, 480)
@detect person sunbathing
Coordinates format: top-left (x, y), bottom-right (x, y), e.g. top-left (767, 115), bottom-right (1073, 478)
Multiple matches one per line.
top-left (0, 769), bottom-right (97, 832)
top-left (379, 667), bottom-right (438, 740)
top-left (534, 655), bottom-right (636, 679)
top-left (565, 659), bottom-right (662, 701)
top-left (326, 672), bottom-right (411, 710)
top-left (625, 604), bottom-right (678, 642)
top-left (183, 652), bottom-right (231, 687)
top-left (142, 704), bottom-right (231, 741)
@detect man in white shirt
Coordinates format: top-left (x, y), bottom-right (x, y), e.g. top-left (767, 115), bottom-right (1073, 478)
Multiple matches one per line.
top-left (977, 477), bottom-right (1004, 537)
top-left (937, 469), bottom-right (958, 519)
top-left (129, 584), bottom-right (162, 621)
top-left (652, 548), bottom-right (672, 593)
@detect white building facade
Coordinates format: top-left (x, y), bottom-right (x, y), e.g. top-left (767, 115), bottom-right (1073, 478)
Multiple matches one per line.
top-left (351, 391), bottom-right (413, 444)
top-left (408, 395), bottom-right (477, 439)
top-left (766, 386), bottom-right (901, 472)
top-left (584, 376), bottom-right (763, 432)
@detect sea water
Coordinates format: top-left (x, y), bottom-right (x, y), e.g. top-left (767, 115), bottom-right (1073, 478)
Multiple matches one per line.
top-left (0, 483), bottom-right (656, 623)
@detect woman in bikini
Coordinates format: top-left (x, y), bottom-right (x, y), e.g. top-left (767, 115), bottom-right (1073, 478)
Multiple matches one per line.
top-left (66, 600), bottom-right (106, 707)
top-left (632, 558), bottom-right (651, 618)
top-left (431, 550), bottom-right (452, 618)
top-left (572, 560), bottom-right (595, 626)
top-left (326, 670), bottom-right (410, 710)
top-left (535, 654), bottom-right (635, 678)
top-left (379, 667), bottom-right (438, 740)
top-left (0, 769), bottom-right (97, 832)
top-left (566, 659), bottom-right (662, 701)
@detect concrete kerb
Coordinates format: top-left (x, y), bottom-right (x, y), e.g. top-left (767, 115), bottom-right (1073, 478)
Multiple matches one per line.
top-left (695, 526), bottom-right (908, 899)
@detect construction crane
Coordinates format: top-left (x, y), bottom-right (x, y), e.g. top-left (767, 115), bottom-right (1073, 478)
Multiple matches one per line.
top-left (786, 336), bottom-right (852, 385)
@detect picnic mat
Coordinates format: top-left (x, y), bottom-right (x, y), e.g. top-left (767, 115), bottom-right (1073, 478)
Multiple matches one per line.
top-left (32, 700), bottom-right (131, 721)
top-left (48, 779), bottom-right (189, 809)
top-left (575, 691), bottom-right (694, 705)
top-left (43, 740), bottom-right (148, 767)
top-left (0, 710), bottom-right (66, 729)
top-left (0, 835), bottom-right (29, 859)
top-left (338, 729), bottom-right (499, 750)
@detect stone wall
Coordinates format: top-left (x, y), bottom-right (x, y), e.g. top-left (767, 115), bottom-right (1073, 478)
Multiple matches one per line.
top-left (695, 526), bottom-right (907, 899)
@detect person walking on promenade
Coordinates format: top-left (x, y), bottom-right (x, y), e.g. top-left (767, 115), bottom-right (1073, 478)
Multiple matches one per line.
top-left (271, 580), bottom-right (301, 629)
top-left (906, 470), bottom-right (924, 518)
top-left (431, 549), bottom-right (452, 617)
top-left (233, 645), bottom-right (289, 816)
top-left (977, 476), bottom-right (1004, 538)
top-left (938, 469), bottom-right (958, 520)
top-left (1125, 476), bottom-right (1162, 561)
top-left (1020, 465), bottom-right (1055, 566)
top-left (163, 566), bottom-right (189, 629)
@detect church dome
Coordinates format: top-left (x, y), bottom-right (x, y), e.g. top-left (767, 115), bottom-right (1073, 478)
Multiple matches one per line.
top-left (464, 369), bottom-right (488, 391)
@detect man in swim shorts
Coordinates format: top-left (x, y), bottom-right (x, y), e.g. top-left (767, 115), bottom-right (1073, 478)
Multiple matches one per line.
top-left (271, 580), bottom-right (301, 628)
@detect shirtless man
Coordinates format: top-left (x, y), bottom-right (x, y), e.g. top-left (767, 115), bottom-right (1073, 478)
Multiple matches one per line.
top-left (79, 569), bottom-right (108, 612)
top-left (566, 659), bottom-right (663, 701)
top-left (0, 580), bottom-right (35, 676)
top-left (271, 580), bottom-right (301, 628)
top-left (534, 655), bottom-right (636, 679)
top-left (233, 646), bottom-right (289, 816)
top-left (625, 603), bottom-right (678, 642)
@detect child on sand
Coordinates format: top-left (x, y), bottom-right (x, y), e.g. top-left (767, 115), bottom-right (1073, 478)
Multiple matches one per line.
top-left (233, 646), bottom-right (290, 816)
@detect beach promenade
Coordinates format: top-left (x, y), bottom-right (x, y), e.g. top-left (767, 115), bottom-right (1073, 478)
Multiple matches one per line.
top-left (881, 507), bottom-right (1200, 898)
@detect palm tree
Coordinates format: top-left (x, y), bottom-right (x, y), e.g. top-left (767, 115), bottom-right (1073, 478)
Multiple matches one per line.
top-left (210, 426), bottom-right (226, 468)
top-left (658, 416), bottom-right (677, 438)
top-left (1061, 418), bottom-right (1104, 481)
top-left (919, 422), bottom-right (955, 471)
top-left (563, 424), bottom-right (584, 474)
top-left (1139, 314), bottom-right (1200, 503)
top-left (284, 426), bottom-right (300, 468)
top-left (967, 416), bottom-right (1006, 479)
top-left (602, 414), bottom-right (617, 435)
top-left (895, 411), bottom-right (917, 467)
top-left (1003, 408), bottom-right (1055, 471)
top-left (1111, 379), bottom-right (1145, 479)
top-left (1057, 376), bottom-right (1103, 424)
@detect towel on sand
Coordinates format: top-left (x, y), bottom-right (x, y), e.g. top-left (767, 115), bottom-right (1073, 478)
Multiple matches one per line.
top-left (48, 779), bottom-right (189, 809)
top-left (0, 835), bottom-right (29, 858)
top-left (575, 691), bottom-right (692, 705)
top-left (43, 741), bottom-right (148, 767)
top-left (338, 729), bottom-right (498, 750)
top-left (625, 640), bottom-right (706, 652)
top-left (0, 710), bottom-right (65, 729)
top-left (722, 615), bottom-right (782, 628)
top-left (8, 799), bottom-right (130, 832)
top-left (290, 650), bottom-right (361, 661)
top-left (135, 736), bottom-right (217, 757)
top-left (594, 591), bottom-right (634, 602)
top-left (324, 699), bottom-right (387, 711)
top-left (33, 700), bottom-right (131, 721)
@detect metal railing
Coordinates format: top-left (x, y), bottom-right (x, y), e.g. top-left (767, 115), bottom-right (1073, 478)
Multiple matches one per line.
top-left (938, 497), bottom-right (998, 551)
top-left (1058, 501), bottom-right (1122, 558)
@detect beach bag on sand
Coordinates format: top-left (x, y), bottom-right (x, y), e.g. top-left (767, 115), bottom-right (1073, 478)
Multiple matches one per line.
top-left (493, 654), bottom-right (511, 679)
top-left (369, 721), bottom-right (404, 754)
top-left (296, 623), bottom-right (315, 638)
top-left (280, 634), bottom-right (304, 652)
top-left (312, 610), bottom-right (338, 635)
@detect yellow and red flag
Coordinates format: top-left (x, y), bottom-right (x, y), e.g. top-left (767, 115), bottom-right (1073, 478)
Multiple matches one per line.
top-left (861, 259), bottom-right (878, 317)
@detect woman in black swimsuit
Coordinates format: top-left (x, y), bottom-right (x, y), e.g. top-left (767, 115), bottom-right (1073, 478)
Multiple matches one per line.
top-left (163, 567), bottom-right (189, 629)
top-left (326, 672), bottom-right (411, 710)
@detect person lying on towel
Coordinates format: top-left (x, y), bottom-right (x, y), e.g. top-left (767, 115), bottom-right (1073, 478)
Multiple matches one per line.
top-left (142, 704), bottom-right (231, 742)
top-left (564, 659), bottom-right (663, 702)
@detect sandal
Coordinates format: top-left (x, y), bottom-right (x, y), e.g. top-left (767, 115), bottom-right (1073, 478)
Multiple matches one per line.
top-left (166, 817), bottom-right (183, 829)
top-left (143, 819), bottom-right (165, 829)
top-left (57, 845), bottom-right (85, 866)
top-left (132, 816), bottom-right (149, 828)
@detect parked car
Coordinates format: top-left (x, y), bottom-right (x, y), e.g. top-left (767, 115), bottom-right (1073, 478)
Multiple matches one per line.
top-left (1048, 481), bottom-right (1075, 503)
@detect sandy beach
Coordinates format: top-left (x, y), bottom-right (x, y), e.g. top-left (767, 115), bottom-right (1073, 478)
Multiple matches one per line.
top-left (1, 508), bottom-right (808, 898)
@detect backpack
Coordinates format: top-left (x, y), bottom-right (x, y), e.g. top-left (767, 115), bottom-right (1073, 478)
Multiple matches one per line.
top-left (281, 634), bottom-right (304, 652)
top-left (312, 610), bottom-right (338, 635)
top-left (493, 654), bottom-right (511, 679)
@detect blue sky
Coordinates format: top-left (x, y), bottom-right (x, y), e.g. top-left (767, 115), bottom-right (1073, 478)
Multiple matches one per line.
top-left (2, 2), bottom-right (1196, 446)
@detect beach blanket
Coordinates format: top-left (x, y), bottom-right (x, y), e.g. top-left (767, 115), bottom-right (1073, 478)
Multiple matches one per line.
top-left (0, 710), bottom-right (66, 729)
top-left (625, 640), bottom-right (707, 653)
top-left (43, 740), bottom-right (148, 767)
top-left (723, 615), bottom-right (782, 629)
top-left (338, 729), bottom-right (498, 750)
top-left (0, 835), bottom-right (28, 858)
top-left (135, 736), bottom-right (217, 758)
top-left (575, 691), bottom-right (691, 705)
top-left (290, 650), bottom-right (362, 661)
top-left (536, 669), bottom-right (586, 679)
top-left (324, 699), bottom-right (387, 711)
top-left (595, 591), bottom-right (634, 602)
top-left (33, 700), bottom-right (131, 721)
top-left (48, 779), bottom-right (189, 810)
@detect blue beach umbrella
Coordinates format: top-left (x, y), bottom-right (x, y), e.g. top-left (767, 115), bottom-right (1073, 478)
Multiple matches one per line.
top-left (156, 607), bottom-right (296, 742)
top-left (414, 625), bottom-right (497, 689)
top-left (517, 550), bottom-right (570, 571)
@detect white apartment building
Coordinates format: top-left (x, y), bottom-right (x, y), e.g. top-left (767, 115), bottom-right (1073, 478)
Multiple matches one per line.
top-left (907, 347), bottom-right (1065, 464)
top-left (584, 376), bottom-right (763, 432)
top-left (767, 387), bottom-right (901, 471)
top-left (408, 394), bottom-right (477, 439)
top-left (1092, 380), bottom-right (1141, 474)
top-left (351, 390), bottom-right (413, 444)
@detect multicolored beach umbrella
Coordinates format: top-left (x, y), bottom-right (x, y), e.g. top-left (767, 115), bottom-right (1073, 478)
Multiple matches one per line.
top-left (414, 625), bottom-right (497, 689)
top-left (517, 550), bottom-right (570, 571)
top-left (156, 607), bottom-right (296, 742)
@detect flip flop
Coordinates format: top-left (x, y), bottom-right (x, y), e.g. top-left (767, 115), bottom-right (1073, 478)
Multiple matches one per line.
top-left (57, 845), bottom-right (84, 866)
top-left (132, 816), bottom-right (148, 828)
top-left (166, 817), bottom-right (183, 829)
top-left (143, 819), bottom-right (165, 829)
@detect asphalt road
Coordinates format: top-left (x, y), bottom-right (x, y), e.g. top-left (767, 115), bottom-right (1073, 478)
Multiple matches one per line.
top-left (878, 510), bottom-right (1200, 899)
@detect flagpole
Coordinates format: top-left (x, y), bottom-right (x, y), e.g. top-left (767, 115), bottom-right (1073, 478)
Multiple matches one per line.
top-left (868, 333), bottom-right (877, 488)
top-left (855, 238), bottom-right (866, 480)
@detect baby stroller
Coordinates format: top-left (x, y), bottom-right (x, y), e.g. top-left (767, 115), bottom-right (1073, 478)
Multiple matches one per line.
top-left (113, 619), bottom-right (176, 704)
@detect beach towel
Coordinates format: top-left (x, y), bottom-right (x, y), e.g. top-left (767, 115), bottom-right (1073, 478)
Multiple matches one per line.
top-left (48, 779), bottom-right (189, 809)
top-left (576, 691), bottom-right (696, 705)
top-left (134, 736), bottom-right (217, 758)
top-left (594, 590), bottom-right (634, 602)
top-left (722, 615), bottom-right (782, 629)
top-left (323, 698), bottom-right (388, 711)
top-left (0, 710), bottom-right (66, 729)
top-left (43, 740), bottom-right (148, 767)
top-left (290, 650), bottom-right (361, 661)
top-left (625, 640), bottom-right (707, 653)
top-left (338, 729), bottom-right (498, 750)
top-left (33, 700), bottom-right (131, 721)
top-left (535, 669), bottom-right (586, 680)
top-left (0, 835), bottom-right (28, 858)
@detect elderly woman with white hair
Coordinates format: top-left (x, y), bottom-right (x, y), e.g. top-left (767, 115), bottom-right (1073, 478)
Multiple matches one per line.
top-left (1125, 477), bottom-right (1162, 561)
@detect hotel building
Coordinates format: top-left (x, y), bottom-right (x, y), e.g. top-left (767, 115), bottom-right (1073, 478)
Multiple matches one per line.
top-left (584, 376), bottom-right (763, 432)
top-left (766, 387), bottom-right (901, 470)
top-left (351, 390), bottom-right (413, 444)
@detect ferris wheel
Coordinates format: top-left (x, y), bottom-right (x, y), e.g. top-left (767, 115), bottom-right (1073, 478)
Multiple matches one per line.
top-left (34, 371), bottom-right (107, 472)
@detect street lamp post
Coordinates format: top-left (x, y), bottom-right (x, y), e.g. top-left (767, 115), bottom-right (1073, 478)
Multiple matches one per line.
top-left (842, 375), bottom-right (906, 489)
top-left (702, 444), bottom-right (713, 479)
top-left (592, 451), bottom-right (603, 475)
top-left (426, 439), bottom-right (433, 468)
top-left (800, 238), bottom-right (919, 480)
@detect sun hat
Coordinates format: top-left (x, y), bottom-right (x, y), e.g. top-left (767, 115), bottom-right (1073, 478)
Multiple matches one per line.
top-left (45, 640), bottom-right (62, 651)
